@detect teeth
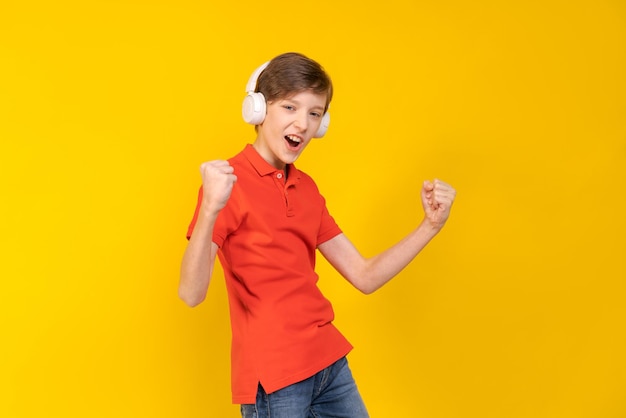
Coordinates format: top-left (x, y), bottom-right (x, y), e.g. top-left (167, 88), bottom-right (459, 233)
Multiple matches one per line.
top-left (286, 135), bottom-right (301, 143)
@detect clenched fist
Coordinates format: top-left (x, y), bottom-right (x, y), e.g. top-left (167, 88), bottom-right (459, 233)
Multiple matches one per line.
top-left (200, 160), bottom-right (237, 213)
top-left (421, 179), bottom-right (456, 230)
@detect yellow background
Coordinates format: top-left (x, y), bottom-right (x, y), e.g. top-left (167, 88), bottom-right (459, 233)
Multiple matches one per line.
top-left (2, 0), bottom-right (625, 417)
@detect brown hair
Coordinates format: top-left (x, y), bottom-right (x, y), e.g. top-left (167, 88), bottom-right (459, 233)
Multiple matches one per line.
top-left (256, 52), bottom-right (333, 112)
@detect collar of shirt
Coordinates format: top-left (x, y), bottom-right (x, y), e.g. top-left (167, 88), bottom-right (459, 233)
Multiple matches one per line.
top-left (242, 144), bottom-right (301, 185)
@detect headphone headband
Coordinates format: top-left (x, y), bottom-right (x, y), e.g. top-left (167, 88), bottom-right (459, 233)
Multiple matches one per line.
top-left (245, 61), bottom-right (269, 94)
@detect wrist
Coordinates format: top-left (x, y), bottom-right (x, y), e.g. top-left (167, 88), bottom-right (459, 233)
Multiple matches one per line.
top-left (419, 218), bottom-right (443, 237)
top-left (200, 200), bottom-right (222, 220)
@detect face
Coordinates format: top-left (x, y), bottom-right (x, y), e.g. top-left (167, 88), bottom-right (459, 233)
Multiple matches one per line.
top-left (253, 90), bottom-right (327, 170)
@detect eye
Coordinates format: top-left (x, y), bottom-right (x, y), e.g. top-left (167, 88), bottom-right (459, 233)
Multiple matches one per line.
top-left (310, 112), bottom-right (322, 118)
top-left (283, 105), bottom-right (295, 111)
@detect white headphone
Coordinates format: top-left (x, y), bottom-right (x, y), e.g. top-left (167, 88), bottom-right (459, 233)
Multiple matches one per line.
top-left (242, 61), bottom-right (331, 138)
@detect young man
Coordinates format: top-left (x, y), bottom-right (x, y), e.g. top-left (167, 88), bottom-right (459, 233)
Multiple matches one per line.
top-left (179, 52), bottom-right (456, 417)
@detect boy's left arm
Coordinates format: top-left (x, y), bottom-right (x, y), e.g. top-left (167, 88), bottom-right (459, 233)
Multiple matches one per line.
top-left (318, 179), bottom-right (456, 294)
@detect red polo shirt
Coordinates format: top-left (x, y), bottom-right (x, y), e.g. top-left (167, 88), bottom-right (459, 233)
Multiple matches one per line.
top-left (187, 144), bottom-right (353, 404)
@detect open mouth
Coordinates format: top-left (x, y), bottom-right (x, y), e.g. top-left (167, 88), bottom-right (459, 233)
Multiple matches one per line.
top-left (285, 135), bottom-right (302, 149)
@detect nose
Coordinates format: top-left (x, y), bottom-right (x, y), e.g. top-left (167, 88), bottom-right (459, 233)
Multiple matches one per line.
top-left (293, 110), bottom-right (308, 132)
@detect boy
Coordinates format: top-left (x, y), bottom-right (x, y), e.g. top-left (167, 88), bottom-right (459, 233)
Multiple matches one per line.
top-left (179, 52), bottom-right (456, 417)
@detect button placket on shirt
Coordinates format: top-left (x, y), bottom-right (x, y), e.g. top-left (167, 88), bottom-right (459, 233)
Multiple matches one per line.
top-left (272, 171), bottom-right (295, 217)
top-left (285, 183), bottom-right (295, 217)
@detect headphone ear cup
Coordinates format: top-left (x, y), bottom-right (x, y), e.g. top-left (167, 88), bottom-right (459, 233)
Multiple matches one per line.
top-left (314, 111), bottom-right (330, 138)
top-left (242, 92), bottom-right (266, 125)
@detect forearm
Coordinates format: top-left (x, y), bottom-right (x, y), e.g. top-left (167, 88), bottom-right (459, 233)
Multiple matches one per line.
top-left (360, 220), bottom-right (440, 293)
top-left (320, 221), bottom-right (442, 295)
top-left (358, 178), bottom-right (456, 292)
top-left (179, 206), bottom-right (219, 307)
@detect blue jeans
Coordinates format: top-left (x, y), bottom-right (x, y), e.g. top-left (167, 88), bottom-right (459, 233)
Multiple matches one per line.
top-left (240, 357), bottom-right (369, 418)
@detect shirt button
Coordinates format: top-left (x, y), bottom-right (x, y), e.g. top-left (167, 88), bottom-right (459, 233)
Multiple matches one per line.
top-left (277, 173), bottom-right (283, 179)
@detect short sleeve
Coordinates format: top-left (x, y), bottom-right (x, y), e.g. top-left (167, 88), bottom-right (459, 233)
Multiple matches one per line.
top-left (185, 185), bottom-right (242, 247)
top-left (317, 195), bottom-right (342, 245)
top-left (186, 186), bottom-right (204, 240)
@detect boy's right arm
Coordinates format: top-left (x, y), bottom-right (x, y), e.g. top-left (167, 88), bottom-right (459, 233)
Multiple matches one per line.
top-left (178, 160), bottom-right (237, 307)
